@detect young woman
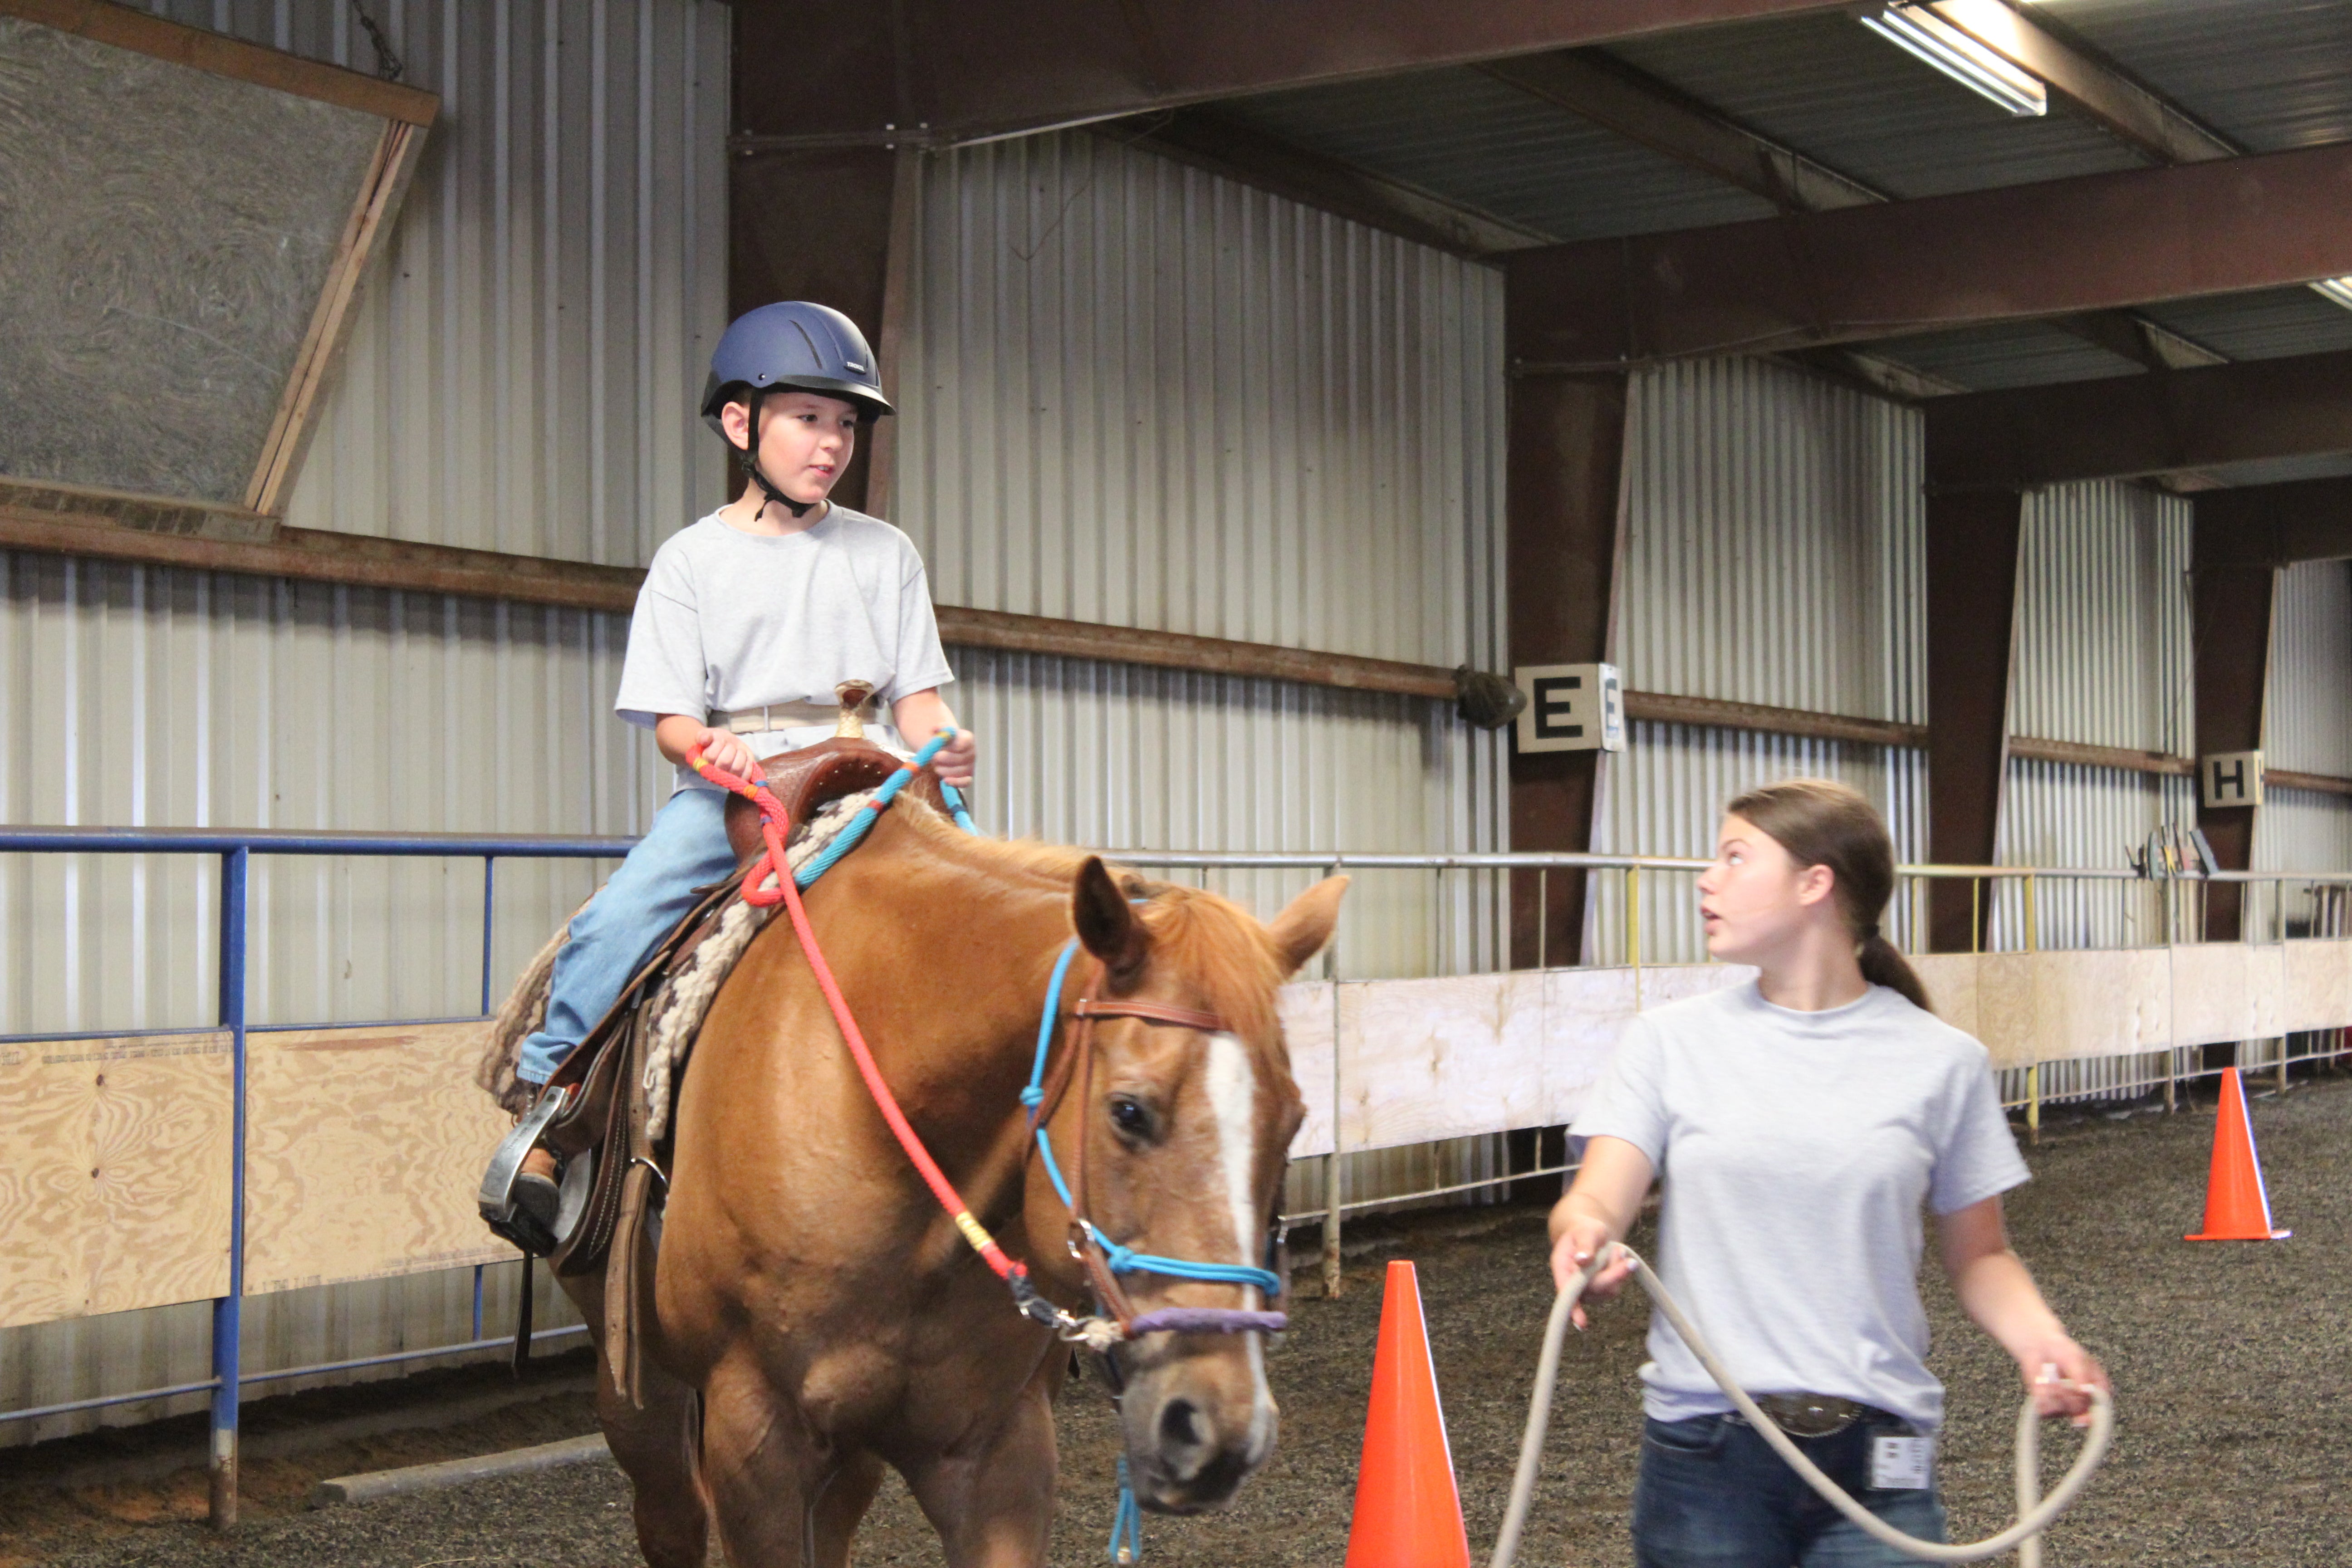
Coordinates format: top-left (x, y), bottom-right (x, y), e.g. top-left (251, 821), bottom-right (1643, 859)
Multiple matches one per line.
top-left (1550, 779), bottom-right (2109, 1567)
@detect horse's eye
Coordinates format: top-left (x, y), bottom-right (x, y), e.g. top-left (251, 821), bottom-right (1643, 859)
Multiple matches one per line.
top-left (1107, 1095), bottom-right (1152, 1140)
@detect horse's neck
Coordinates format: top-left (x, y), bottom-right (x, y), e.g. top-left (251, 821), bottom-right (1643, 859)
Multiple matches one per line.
top-left (828, 818), bottom-right (1076, 1209)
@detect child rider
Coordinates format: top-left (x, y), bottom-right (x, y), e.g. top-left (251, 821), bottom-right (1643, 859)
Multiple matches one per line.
top-left (499, 299), bottom-right (976, 1238)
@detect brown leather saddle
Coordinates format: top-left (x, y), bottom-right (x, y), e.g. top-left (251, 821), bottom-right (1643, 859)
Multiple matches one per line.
top-left (522, 737), bottom-right (946, 1402)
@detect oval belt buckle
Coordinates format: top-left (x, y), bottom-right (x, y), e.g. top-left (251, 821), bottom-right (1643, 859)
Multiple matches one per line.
top-left (1759, 1393), bottom-right (1862, 1439)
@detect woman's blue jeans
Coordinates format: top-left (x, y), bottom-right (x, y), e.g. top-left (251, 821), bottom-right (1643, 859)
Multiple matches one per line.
top-left (1633, 1411), bottom-right (1949, 1567)
top-left (516, 786), bottom-right (742, 1086)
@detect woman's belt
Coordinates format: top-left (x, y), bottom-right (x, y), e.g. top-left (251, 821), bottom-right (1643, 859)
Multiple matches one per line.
top-left (1740, 1393), bottom-right (1878, 1438)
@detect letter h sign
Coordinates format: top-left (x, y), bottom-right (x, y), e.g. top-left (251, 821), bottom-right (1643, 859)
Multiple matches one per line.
top-left (2202, 750), bottom-right (2263, 809)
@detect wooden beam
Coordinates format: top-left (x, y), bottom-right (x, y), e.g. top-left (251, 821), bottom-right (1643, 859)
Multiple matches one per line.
top-left (2193, 550), bottom-right (2275, 942)
top-left (2194, 477), bottom-right (2352, 568)
top-left (931, 607), bottom-right (1457, 697)
top-left (2007, 735), bottom-right (2195, 778)
top-left (1117, 110), bottom-right (1546, 258)
top-left (1926, 489), bottom-right (2024, 952)
top-left (1622, 690), bottom-right (1924, 748)
top-left (735, 0), bottom-right (1851, 147)
top-left (2, 0), bottom-right (439, 124)
top-left (1507, 142), bottom-right (2352, 370)
top-left (1481, 46), bottom-right (2214, 382)
top-left (1925, 350), bottom-right (2352, 490)
top-left (1508, 374), bottom-right (1630, 966)
top-left (2267, 768), bottom-right (2352, 799)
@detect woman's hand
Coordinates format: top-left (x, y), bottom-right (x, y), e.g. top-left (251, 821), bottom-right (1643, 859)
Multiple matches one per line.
top-left (2014, 1336), bottom-right (2110, 1427)
top-left (1547, 1135), bottom-right (1656, 1328)
top-left (1548, 1216), bottom-right (1636, 1327)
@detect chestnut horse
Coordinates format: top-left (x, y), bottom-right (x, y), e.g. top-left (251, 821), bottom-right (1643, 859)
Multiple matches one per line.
top-left (562, 794), bottom-right (1346, 1567)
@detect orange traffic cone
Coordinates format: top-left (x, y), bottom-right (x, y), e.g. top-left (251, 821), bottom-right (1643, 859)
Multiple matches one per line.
top-left (2185, 1068), bottom-right (2291, 1242)
top-left (1345, 1261), bottom-right (1471, 1568)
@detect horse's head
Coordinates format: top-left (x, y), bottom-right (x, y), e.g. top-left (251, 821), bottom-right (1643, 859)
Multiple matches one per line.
top-left (1061, 856), bottom-right (1345, 1514)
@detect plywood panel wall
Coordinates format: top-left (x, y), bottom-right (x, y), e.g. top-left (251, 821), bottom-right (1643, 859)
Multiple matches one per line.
top-left (242, 1022), bottom-right (514, 1295)
top-left (0, 1032), bottom-right (231, 1328)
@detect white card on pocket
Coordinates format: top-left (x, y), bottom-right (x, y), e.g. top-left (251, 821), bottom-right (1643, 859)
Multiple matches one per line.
top-left (1870, 1435), bottom-right (1933, 1490)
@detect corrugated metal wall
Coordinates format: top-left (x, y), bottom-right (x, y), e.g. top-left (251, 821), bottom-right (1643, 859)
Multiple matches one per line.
top-left (1593, 358), bottom-right (1927, 964)
top-left (1998, 481), bottom-right (2195, 950)
top-left (2256, 559), bottom-right (2352, 903)
top-left (2, 0), bottom-right (730, 1443)
top-left (891, 133), bottom-right (1511, 980)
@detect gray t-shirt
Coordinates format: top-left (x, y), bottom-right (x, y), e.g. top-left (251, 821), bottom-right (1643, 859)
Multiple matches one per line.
top-left (614, 505), bottom-right (956, 792)
top-left (1571, 981), bottom-right (2029, 1431)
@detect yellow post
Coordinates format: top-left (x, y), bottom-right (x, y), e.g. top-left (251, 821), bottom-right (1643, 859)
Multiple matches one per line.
top-left (2027, 1063), bottom-right (2041, 1147)
top-left (2025, 872), bottom-right (2038, 953)
top-left (1970, 877), bottom-right (1981, 956)
top-left (1628, 866), bottom-right (1642, 973)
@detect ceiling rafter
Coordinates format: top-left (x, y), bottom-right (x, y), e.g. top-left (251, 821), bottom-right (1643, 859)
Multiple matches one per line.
top-left (1476, 37), bottom-right (2223, 384)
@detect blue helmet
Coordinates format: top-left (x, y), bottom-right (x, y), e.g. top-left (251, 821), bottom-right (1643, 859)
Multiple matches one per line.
top-left (700, 301), bottom-right (893, 431)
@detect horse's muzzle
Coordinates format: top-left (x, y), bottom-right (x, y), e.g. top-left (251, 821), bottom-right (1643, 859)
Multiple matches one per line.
top-left (1124, 1377), bottom-right (1279, 1514)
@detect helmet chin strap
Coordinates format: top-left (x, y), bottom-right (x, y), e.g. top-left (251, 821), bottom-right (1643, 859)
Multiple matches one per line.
top-left (734, 390), bottom-right (817, 519)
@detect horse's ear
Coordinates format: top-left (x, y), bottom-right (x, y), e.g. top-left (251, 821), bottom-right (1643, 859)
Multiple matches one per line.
top-left (1267, 876), bottom-right (1348, 978)
top-left (1073, 856), bottom-right (1149, 986)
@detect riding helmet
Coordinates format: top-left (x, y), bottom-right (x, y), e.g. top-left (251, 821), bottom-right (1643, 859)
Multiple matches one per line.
top-left (700, 301), bottom-right (893, 431)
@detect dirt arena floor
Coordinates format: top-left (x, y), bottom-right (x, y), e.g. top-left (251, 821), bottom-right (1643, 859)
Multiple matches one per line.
top-left (7, 1072), bottom-right (2347, 1567)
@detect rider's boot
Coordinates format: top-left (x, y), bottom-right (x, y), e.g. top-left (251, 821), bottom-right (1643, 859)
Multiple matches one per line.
top-left (513, 1146), bottom-right (562, 1237)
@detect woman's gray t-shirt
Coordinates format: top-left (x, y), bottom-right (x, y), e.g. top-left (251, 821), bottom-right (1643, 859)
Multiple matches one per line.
top-left (1571, 981), bottom-right (2028, 1431)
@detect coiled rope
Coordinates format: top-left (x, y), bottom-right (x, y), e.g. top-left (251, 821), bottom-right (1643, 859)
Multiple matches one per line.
top-left (1489, 1244), bottom-right (2112, 1568)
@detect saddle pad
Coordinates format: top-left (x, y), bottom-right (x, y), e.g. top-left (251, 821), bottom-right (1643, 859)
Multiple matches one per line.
top-left (474, 788), bottom-right (879, 1126)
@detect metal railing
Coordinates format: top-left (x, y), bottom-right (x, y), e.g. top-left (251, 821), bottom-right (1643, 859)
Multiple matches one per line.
top-left (0, 828), bottom-right (629, 1524)
top-left (3, 829), bottom-right (2347, 1512)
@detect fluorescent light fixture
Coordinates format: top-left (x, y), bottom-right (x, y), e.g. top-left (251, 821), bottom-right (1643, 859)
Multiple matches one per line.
top-left (1859, 3), bottom-right (2049, 117)
top-left (2313, 277), bottom-right (2352, 312)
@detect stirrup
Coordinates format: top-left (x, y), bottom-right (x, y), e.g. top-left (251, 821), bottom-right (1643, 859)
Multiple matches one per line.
top-left (480, 1086), bottom-right (571, 1254)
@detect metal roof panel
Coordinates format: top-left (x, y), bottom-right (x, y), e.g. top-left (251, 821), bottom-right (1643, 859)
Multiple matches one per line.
top-left (1215, 66), bottom-right (1778, 241)
top-left (2029, 0), bottom-right (2352, 152)
top-left (1603, 10), bottom-right (2154, 198)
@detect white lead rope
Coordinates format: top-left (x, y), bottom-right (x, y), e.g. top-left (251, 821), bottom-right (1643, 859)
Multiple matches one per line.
top-left (1489, 1245), bottom-right (2113, 1568)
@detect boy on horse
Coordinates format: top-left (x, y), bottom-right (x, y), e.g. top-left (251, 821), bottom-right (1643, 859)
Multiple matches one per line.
top-left (497, 300), bottom-right (975, 1234)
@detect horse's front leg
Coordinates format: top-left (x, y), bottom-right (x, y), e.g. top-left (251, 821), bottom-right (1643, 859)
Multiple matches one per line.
top-left (699, 1347), bottom-right (835, 1567)
top-left (902, 1361), bottom-right (1063, 1568)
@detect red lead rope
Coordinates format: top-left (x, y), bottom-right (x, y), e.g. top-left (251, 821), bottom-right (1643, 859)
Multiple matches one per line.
top-left (686, 748), bottom-right (1027, 1284)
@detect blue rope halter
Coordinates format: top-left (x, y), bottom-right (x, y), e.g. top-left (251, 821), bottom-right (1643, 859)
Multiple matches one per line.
top-left (1025, 939), bottom-right (1285, 1298)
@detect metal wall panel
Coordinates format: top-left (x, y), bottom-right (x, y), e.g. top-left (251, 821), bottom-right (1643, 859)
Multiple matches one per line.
top-left (1616, 358), bottom-right (1925, 724)
top-left (2009, 481), bottom-right (2193, 755)
top-left (2264, 560), bottom-right (2352, 778)
top-left (3, 0), bottom-right (725, 1444)
top-left (892, 134), bottom-right (1512, 978)
top-left (1597, 358), bottom-right (1926, 964)
top-left (1998, 481), bottom-right (2195, 949)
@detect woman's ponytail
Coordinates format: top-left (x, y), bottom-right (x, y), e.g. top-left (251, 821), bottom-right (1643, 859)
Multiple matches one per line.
top-left (1857, 927), bottom-right (1931, 1014)
top-left (1725, 781), bottom-right (1934, 1016)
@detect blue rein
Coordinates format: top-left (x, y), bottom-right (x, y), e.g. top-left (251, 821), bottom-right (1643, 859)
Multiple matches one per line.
top-left (1026, 939), bottom-right (1285, 1300)
top-left (794, 730), bottom-right (978, 889)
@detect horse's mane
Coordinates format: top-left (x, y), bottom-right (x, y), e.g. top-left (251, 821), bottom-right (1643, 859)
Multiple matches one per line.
top-left (896, 804), bottom-right (1290, 1049)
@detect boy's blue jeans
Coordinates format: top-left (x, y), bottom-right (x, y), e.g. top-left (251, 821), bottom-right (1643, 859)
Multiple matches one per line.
top-left (516, 786), bottom-right (742, 1087)
top-left (1633, 1411), bottom-right (1948, 1567)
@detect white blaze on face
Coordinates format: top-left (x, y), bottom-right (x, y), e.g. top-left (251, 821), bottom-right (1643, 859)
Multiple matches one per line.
top-left (1203, 1031), bottom-right (1277, 1452)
